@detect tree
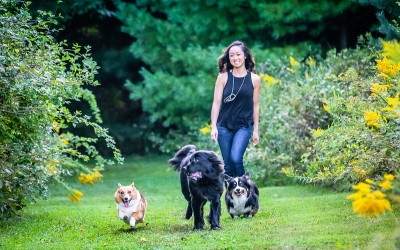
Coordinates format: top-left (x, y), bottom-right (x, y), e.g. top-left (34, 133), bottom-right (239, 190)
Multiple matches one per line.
top-left (114, 0), bottom-right (375, 152)
top-left (0, 0), bottom-right (122, 219)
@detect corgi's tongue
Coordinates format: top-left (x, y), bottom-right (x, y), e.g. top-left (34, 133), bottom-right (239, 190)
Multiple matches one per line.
top-left (124, 201), bottom-right (130, 207)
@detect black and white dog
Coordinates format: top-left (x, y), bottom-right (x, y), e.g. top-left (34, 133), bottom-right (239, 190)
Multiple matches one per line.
top-left (224, 172), bottom-right (259, 219)
top-left (169, 145), bottom-right (224, 230)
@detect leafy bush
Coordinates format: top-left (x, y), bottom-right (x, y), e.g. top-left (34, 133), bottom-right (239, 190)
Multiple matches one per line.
top-left (245, 41), bottom-right (377, 186)
top-left (0, 1), bottom-right (122, 219)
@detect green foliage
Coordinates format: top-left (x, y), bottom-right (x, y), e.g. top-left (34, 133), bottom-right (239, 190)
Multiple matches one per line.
top-left (115, 0), bottom-right (356, 152)
top-left (0, 0), bottom-right (122, 219)
top-left (253, 35), bottom-right (400, 190)
top-left (245, 41), bottom-right (378, 187)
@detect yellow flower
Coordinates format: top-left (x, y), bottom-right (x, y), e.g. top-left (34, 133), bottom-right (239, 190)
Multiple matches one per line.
top-left (381, 40), bottom-right (400, 62)
top-left (288, 56), bottom-right (300, 72)
top-left (348, 185), bottom-right (392, 217)
top-left (370, 83), bottom-right (390, 97)
top-left (79, 170), bottom-right (102, 185)
top-left (365, 179), bottom-right (375, 185)
top-left (323, 104), bottom-right (330, 112)
top-left (383, 174), bottom-right (395, 181)
top-left (263, 73), bottom-right (278, 87)
top-left (53, 121), bottom-right (60, 133)
top-left (379, 180), bottom-right (393, 190)
top-left (47, 165), bottom-right (60, 175)
top-left (381, 94), bottom-right (400, 113)
top-left (200, 124), bottom-right (211, 135)
top-left (68, 189), bottom-right (83, 203)
top-left (352, 182), bottom-right (370, 194)
top-left (306, 56), bottom-right (316, 68)
top-left (363, 110), bottom-right (382, 128)
top-left (376, 56), bottom-right (400, 78)
top-left (314, 128), bottom-right (323, 136)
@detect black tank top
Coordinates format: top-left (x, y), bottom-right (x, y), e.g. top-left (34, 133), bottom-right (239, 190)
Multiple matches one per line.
top-left (217, 71), bottom-right (254, 130)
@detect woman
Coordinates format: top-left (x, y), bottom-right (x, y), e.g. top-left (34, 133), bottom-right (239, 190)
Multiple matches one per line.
top-left (210, 40), bottom-right (261, 177)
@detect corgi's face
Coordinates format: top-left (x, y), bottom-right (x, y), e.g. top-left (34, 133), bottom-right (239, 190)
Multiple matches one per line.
top-left (114, 183), bottom-right (139, 207)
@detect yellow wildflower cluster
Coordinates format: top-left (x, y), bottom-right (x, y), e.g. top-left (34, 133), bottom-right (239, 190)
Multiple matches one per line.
top-left (200, 123), bottom-right (211, 135)
top-left (79, 170), bottom-right (103, 185)
top-left (376, 40), bottom-right (400, 79)
top-left (68, 189), bottom-right (83, 203)
top-left (323, 104), bottom-right (330, 112)
top-left (347, 174), bottom-right (395, 217)
top-left (370, 83), bottom-right (389, 97)
top-left (306, 56), bottom-right (316, 68)
top-left (381, 94), bottom-right (400, 118)
top-left (314, 127), bottom-right (323, 136)
top-left (363, 110), bottom-right (383, 129)
top-left (53, 120), bottom-right (60, 133)
top-left (288, 56), bottom-right (300, 73)
top-left (261, 73), bottom-right (278, 87)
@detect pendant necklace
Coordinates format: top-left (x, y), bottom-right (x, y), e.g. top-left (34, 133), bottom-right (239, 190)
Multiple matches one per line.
top-left (224, 71), bottom-right (247, 103)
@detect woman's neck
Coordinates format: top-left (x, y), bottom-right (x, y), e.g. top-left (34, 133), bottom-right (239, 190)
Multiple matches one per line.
top-left (232, 67), bottom-right (247, 77)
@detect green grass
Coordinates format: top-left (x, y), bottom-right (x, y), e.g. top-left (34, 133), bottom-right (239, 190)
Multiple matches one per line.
top-left (1, 155), bottom-right (398, 249)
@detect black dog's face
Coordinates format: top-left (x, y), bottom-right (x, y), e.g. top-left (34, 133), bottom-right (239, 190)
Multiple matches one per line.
top-left (225, 173), bottom-right (251, 197)
top-left (183, 151), bottom-right (224, 183)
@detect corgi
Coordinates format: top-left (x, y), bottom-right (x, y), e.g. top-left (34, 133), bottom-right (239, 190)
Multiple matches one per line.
top-left (114, 182), bottom-right (147, 228)
top-left (224, 172), bottom-right (259, 219)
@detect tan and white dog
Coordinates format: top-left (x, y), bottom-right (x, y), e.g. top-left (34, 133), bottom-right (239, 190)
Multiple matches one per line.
top-left (114, 182), bottom-right (147, 228)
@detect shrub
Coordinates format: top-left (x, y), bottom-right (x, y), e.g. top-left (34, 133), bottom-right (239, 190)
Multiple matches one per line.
top-left (0, 1), bottom-right (122, 219)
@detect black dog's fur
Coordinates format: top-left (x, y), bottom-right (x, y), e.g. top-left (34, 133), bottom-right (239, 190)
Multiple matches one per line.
top-left (169, 145), bottom-right (224, 230)
top-left (224, 172), bottom-right (259, 219)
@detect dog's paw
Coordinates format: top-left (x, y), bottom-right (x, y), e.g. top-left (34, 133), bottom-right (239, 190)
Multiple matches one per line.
top-left (192, 224), bottom-right (204, 231)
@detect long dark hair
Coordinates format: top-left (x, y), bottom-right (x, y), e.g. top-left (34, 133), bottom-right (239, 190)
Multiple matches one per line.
top-left (217, 40), bottom-right (256, 73)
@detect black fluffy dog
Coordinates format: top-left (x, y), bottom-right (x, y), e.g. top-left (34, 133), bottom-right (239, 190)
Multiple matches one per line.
top-left (224, 172), bottom-right (259, 219)
top-left (169, 145), bottom-right (224, 230)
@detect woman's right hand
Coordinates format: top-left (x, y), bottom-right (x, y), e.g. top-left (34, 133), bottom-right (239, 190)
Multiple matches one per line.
top-left (211, 127), bottom-right (218, 142)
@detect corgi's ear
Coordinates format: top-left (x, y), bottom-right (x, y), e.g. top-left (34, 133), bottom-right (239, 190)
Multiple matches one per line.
top-left (243, 172), bottom-right (250, 180)
top-left (117, 183), bottom-right (122, 188)
top-left (130, 182), bottom-right (135, 187)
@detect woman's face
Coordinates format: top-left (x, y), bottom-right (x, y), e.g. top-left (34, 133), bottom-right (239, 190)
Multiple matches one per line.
top-left (228, 45), bottom-right (245, 69)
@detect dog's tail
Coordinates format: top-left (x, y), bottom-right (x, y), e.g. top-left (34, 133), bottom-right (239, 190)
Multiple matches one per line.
top-left (168, 144), bottom-right (198, 171)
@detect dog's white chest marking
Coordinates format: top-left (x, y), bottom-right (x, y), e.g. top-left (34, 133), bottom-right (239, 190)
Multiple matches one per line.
top-left (229, 194), bottom-right (252, 216)
top-left (117, 193), bottom-right (141, 221)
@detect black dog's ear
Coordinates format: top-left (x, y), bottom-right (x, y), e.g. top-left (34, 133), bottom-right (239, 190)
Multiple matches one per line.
top-left (168, 144), bottom-right (198, 171)
top-left (207, 151), bottom-right (224, 173)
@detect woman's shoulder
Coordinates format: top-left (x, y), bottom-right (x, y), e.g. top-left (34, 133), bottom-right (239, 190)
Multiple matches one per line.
top-left (217, 72), bottom-right (229, 84)
top-left (250, 72), bottom-right (261, 87)
top-left (250, 72), bottom-right (261, 80)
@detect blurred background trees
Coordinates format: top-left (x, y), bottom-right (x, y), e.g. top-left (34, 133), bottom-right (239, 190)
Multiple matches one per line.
top-left (30, 0), bottom-right (383, 155)
top-left (3, 0), bottom-right (397, 195)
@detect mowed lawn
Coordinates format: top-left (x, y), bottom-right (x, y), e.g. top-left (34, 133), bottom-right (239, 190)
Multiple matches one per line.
top-left (1, 155), bottom-right (398, 249)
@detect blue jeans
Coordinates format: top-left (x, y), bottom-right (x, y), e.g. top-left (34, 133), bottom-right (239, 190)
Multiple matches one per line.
top-left (217, 125), bottom-right (252, 177)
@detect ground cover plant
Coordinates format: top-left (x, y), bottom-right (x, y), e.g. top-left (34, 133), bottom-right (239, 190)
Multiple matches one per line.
top-left (0, 156), bottom-right (398, 249)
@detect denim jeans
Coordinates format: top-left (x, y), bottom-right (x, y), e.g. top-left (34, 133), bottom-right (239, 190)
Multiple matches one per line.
top-left (217, 125), bottom-right (252, 177)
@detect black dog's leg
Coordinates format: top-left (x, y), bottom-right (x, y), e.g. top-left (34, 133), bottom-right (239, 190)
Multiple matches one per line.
top-left (191, 197), bottom-right (206, 230)
top-left (185, 200), bottom-right (192, 219)
top-left (181, 172), bottom-right (192, 219)
top-left (209, 197), bottom-right (221, 230)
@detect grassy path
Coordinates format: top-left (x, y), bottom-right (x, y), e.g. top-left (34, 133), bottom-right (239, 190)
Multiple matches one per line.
top-left (1, 155), bottom-right (398, 249)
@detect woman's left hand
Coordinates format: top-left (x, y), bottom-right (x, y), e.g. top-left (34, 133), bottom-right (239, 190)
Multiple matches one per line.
top-left (252, 131), bottom-right (259, 146)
